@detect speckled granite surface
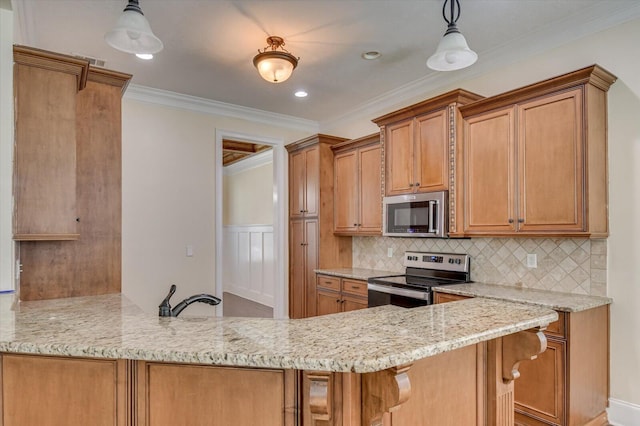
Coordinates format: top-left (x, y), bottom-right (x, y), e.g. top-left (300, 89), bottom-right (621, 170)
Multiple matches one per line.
top-left (0, 293), bottom-right (556, 373)
top-left (433, 283), bottom-right (612, 312)
top-left (314, 268), bottom-right (398, 280)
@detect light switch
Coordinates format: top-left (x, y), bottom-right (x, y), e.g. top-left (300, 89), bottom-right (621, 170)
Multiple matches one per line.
top-left (387, 247), bottom-right (393, 257)
top-left (186, 245), bottom-right (194, 257)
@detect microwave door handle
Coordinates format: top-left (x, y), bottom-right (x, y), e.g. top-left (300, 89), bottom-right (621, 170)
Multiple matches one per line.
top-left (428, 200), bottom-right (438, 234)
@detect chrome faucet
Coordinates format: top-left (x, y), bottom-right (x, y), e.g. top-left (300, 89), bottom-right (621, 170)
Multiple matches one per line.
top-left (158, 284), bottom-right (221, 317)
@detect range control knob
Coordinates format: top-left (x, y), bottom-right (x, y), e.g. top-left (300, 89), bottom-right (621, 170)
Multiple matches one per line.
top-left (456, 259), bottom-right (462, 264)
top-left (448, 259), bottom-right (454, 264)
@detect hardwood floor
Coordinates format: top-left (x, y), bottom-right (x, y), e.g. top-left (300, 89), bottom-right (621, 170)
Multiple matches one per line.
top-left (222, 292), bottom-right (273, 318)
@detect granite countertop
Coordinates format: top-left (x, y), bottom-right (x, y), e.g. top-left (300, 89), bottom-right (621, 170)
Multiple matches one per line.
top-left (432, 283), bottom-right (612, 313)
top-left (314, 268), bottom-right (398, 280)
top-left (0, 293), bottom-right (556, 373)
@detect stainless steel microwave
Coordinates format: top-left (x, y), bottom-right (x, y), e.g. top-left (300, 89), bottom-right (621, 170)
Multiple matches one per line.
top-left (383, 191), bottom-right (447, 238)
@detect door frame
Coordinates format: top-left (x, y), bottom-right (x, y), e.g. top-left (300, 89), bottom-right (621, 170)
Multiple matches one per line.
top-left (214, 130), bottom-right (288, 318)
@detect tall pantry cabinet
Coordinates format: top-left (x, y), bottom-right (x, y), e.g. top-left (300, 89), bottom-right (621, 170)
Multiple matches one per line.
top-left (286, 135), bottom-right (352, 319)
top-left (14, 46), bottom-right (131, 300)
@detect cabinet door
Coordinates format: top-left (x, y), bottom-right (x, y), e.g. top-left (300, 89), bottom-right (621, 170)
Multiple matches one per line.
top-left (341, 293), bottom-right (368, 312)
top-left (289, 150), bottom-right (306, 218)
top-left (385, 120), bottom-right (414, 195)
top-left (518, 89), bottom-right (584, 232)
top-left (464, 107), bottom-right (517, 234)
top-left (304, 219), bottom-right (319, 317)
top-left (358, 144), bottom-right (382, 234)
top-left (316, 288), bottom-right (342, 316)
top-left (1, 354), bottom-right (128, 426)
top-left (304, 146), bottom-right (320, 217)
top-left (334, 150), bottom-right (359, 233)
top-left (514, 339), bottom-right (566, 425)
top-left (13, 63), bottom-right (78, 240)
top-left (414, 109), bottom-right (448, 193)
top-left (289, 220), bottom-right (306, 319)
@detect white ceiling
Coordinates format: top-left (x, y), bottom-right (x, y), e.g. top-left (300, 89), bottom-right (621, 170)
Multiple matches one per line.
top-left (12, 0), bottom-right (640, 124)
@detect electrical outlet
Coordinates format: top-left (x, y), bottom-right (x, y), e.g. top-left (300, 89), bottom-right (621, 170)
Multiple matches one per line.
top-left (526, 253), bottom-right (537, 268)
top-left (387, 247), bottom-right (393, 257)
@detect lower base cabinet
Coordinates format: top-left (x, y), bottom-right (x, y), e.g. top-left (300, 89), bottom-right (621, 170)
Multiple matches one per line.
top-left (434, 291), bottom-right (610, 426)
top-left (315, 275), bottom-right (368, 316)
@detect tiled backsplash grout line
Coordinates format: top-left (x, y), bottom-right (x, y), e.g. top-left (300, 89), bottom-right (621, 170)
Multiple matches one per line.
top-left (353, 237), bottom-right (607, 296)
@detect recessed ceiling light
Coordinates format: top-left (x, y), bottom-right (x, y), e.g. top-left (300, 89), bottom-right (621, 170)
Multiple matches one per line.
top-left (136, 53), bottom-right (154, 60)
top-left (294, 90), bottom-right (308, 98)
top-left (362, 51), bottom-right (381, 60)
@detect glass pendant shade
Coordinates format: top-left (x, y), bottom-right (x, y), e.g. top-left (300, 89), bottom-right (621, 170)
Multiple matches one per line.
top-left (105, 1), bottom-right (163, 55)
top-left (253, 37), bottom-right (298, 83)
top-left (427, 30), bottom-right (477, 71)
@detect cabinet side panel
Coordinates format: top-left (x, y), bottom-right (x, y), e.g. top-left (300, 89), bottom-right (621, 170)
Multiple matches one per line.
top-left (1, 354), bottom-right (122, 426)
top-left (585, 85), bottom-right (609, 236)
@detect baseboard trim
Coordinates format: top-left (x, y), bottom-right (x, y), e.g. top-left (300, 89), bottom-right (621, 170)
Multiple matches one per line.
top-left (608, 398), bottom-right (640, 425)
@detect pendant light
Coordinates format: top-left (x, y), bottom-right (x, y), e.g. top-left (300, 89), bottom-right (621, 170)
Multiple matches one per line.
top-left (253, 36), bottom-right (299, 83)
top-left (427, 0), bottom-right (477, 71)
top-left (105, 0), bottom-right (163, 56)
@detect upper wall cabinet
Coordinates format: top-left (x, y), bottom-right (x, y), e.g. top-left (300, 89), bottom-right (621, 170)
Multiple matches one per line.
top-left (372, 89), bottom-right (484, 197)
top-left (457, 65), bottom-right (617, 238)
top-left (332, 134), bottom-right (382, 236)
top-left (13, 46), bottom-right (89, 241)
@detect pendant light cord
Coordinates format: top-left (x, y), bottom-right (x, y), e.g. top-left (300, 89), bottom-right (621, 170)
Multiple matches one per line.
top-left (443, 0), bottom-right (461, 35)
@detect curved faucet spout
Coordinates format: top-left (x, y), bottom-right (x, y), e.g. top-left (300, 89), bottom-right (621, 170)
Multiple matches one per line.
top-left (158, 285), bottom-right (221, 317)
top-left (171, 294), bottom-right (221, 317)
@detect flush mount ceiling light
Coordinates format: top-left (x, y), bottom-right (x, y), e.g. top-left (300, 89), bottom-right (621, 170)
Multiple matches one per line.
top-left (105, 0), bottom-right (163, 56)
top-left (427, 0), bottom-right (477, 71)
top-left (253, 36), bottom-right (299, 83)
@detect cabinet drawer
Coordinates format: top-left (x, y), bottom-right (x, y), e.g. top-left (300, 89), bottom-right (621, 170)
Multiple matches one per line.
top-left (543, 311), bottom-right (566, 339)
top-left (316, 275), bottom-right (340, 292)
top-left (433, 292), bottom-right (471, 304)
top-left (341, 279), bottom-right (367, 297)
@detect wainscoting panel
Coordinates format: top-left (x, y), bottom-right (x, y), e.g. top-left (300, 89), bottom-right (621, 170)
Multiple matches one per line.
top-left (223, 225), bottom-right (275, 307)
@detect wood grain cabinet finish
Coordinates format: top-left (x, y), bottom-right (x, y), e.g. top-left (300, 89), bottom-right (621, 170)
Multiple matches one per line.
top-left (434, 292), bottom-right (610, 426)
top-left (12, 46), bottom-right (89, 241)
top-left (286, 135), bottom-right (353, 319)
top-left (372, 89), bottom-right (484, 198)
top-left (0, 354), bottom-right (129, 426)
top-left (332, 134), bottom-right (382, 235)
top-left (17, 53), bottom-right (131, 301)
top-left (315, 274), bottom-right (368, 316)
top-left (458, 65), bottom-right (617, 238)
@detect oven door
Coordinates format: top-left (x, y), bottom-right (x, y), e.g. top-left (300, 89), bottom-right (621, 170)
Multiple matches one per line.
top-left (367, 283), bottom-right (430, 308)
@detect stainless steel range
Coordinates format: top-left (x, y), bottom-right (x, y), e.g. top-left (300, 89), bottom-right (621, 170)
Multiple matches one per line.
top-left (367, 251), bottom-right (471, 308)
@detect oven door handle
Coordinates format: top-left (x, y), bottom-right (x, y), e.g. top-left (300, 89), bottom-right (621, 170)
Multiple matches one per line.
top-left (428, 200), bottom-right (438, 234)
top-left (367, 283), bottom-right (430, 301)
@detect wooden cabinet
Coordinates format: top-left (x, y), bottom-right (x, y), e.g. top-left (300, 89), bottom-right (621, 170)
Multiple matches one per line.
top-left (372, 89), bottom-right (483, 198)
top-left (18, 56), bottom-right (131, 301)
top-left (315, 274), bottom-right (368, 316)
top-left (434, 292), bottom-right (610, 426)
top-left (12, 46), bottom-right (89, 241)
top-left (458, 65), bottom-right (616, 237)
top-left (332, 134), bottom-right (382, 235)
top-left (136, 361), bottom-right (295, 425)
top-left (286, 135), bottom-right (352, 319)
top-left (0, 354), bottom-right (128, 425)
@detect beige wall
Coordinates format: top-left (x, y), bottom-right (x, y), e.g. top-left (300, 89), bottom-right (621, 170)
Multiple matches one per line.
top-left (0, 7), bottom-right (13, 291)
top-left (328, 19), bottom-right (640, 407)
top-left (121, 99), bottom-right (306, 315)
top-left (223, 160), bottom-right (273, 226)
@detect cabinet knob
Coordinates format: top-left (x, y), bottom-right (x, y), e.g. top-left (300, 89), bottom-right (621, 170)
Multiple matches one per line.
top-left (353, 223), bottom-right (358, 226)
top-left (518, 219), bottom-right (525, 223)
top-left (415, 182), bottom-right (420, 186)
top-left (409, 183), bottom-right (414, 187)
top-left (76, 217), bottom-right (80, 222)
top-left (341, 300), bottom-right (345, 304)
top-left (336, 299), bottom-right (341, 303)
top-left (508, 219), bottom-right (514, 223)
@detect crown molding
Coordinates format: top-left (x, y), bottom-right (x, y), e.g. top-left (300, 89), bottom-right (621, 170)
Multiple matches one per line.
top-left (320, 1), bottom-right (640, 132)
top-left (223, 149), bottom-right (273, 177)
top-left (124, 84), bottom-right (319, 134)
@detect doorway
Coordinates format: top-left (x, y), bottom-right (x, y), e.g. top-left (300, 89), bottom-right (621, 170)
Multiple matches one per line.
top-left (215, 130), bottom-right (288, 318)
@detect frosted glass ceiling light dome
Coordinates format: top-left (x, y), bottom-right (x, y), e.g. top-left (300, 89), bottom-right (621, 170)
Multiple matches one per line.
top-left (427, 0), bottom-right (477, 71)
top-left (253, 36), bottom-right (299, 83)
top-left (105, 0), bottom-right (163, 55)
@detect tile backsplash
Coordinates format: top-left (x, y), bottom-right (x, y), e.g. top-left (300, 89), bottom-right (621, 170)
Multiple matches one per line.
top-left (353, 237), bottom-right (607, 296)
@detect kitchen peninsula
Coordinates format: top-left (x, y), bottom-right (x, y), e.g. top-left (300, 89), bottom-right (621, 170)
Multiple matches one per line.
top-left (0, 293), bottom-right (556, 425)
